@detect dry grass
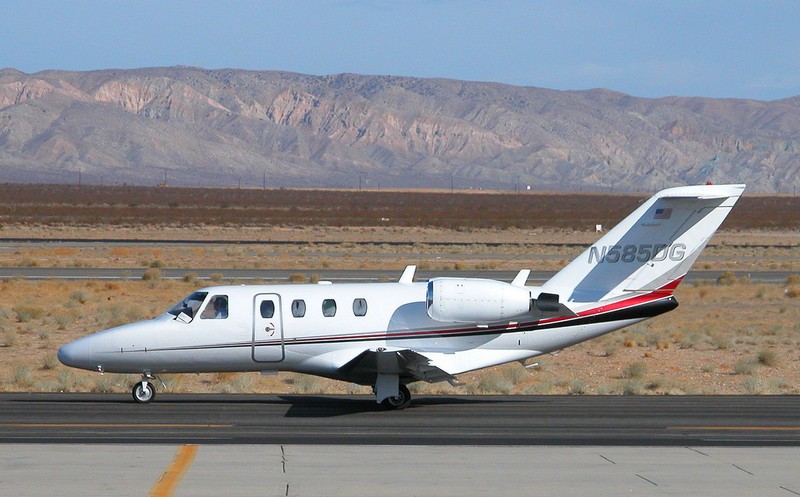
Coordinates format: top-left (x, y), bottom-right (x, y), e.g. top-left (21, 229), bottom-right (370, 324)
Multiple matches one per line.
top-left (0, 276), bottom-right (798, 396)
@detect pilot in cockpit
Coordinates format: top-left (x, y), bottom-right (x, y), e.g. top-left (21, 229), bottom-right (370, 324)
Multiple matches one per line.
top-left (212, 296), bottom-right (228, 319)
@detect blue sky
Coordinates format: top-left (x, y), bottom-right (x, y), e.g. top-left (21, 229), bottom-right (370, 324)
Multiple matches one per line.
top-left (3, 0), bottom-right (799, 100)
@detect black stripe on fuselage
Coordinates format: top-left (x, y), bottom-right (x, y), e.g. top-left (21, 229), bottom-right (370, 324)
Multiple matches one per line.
top-left (137, 295), bottom-right (679, 354)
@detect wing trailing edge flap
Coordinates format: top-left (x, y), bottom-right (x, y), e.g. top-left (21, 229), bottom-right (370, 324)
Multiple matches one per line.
top-left (338, 347), bottom-right (461, 385)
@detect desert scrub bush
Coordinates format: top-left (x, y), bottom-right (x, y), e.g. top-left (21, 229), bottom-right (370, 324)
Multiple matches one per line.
top-left (99, 304), bottom-right (146, 328)
top-left (786, 274), bottom-right (800, 286)
top-left (733, 358), bottom-right (758, 375)
top-left (497, 363), bottom-right (528, 384)
top-left (209, 272), bottom-right (224, 282)
top-left (716, 271), bottom-right (738, 285)
top-left (69, 291), bottom-right (89, 304)
top-left (477, 371), bottom-right (514, 394)
top-left (346, 382), bottom-right (370, 395)
top-left (708, 333), bottom-right (732, 350)
top-left (741, 376), bottom-right (763, 395)
top-left (622, 380), bottom-right (644, 395)
top-left (290, 273), bottom-right (306, 283)
top-left (645, 378), bottom-right (663, 391)
top-left (91, 375), bottom-right (118, 393)
top-left (290, 373), bottom-right (326, 393)
top-left (785, 287), bottom-right (800, 299)
top-left (757, 349), bottom-right (778, 367)
top-left (12, 365), bottom-right (36, 388)
top-left (41, 354), bottom-right (60, 371)
top-left (229, 373), bottom-right (254, 392)
top-left (678, 332), bottom-right (700, 349)
top-left (54, 311), bottom-right (77, 330)
top-left (622, 361), bottom-right (647, 379)
top-left (523, 380), bottom-right (554, 395)
top-left (55, 369), bottom-right (77, 392)
top-left (568, 379), bottom-right (588, 395)
top-left (768, 377), bottom-right (792, 392)
top-left (213, 373), bottom-right (253, 393)
top-left (157, 374), bottom-right (184, 392)
top-left (13, 305), bottom-right (45, 323)
top-left (182, 272), bottom-right (197, 283)
top-left (148, 259), bottom-right (165, 268)
top-left (0, 329), bottom-right (16, 347)
top-left (141, 267), bottom-right (162, 281)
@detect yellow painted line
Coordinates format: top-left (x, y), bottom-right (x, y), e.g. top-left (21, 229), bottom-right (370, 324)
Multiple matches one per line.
top-left (149, 444), bottom-right (199, 497)
top-left (670, 426), bottom-right (800, 431)
top-left (0, 423), bottom-right (232, 428)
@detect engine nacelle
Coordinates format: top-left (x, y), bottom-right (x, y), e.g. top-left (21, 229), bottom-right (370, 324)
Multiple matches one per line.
top-left (426, 278), bottom-right (531, 323)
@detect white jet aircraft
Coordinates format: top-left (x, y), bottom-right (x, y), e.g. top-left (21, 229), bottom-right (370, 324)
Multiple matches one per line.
top-left (59, 184), bottom-right (745, 408)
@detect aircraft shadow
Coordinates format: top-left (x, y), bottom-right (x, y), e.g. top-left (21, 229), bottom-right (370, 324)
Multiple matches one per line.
top-left (1, 392), bottom-right (532, 418)
top-left (279, 394), bottom-right (530, 418)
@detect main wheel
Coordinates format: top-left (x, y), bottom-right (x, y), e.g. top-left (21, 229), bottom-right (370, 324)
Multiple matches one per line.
top-left (381, 384), bottom-right (411, 410)
top-left (132, 381), bottom-right (156, 403)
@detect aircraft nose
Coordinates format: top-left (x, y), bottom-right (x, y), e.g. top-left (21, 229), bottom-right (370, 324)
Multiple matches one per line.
top-left (58, 339), bottom-right (93, 370)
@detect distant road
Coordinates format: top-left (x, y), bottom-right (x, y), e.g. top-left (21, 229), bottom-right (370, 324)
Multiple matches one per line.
top-left (0, 237), bottom-right (796, 248)
top-left (0, 267), bottom-right (793, 283)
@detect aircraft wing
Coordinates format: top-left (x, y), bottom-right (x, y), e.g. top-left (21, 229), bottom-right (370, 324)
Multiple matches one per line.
top-left (338, 347), bottom-right (459, 385)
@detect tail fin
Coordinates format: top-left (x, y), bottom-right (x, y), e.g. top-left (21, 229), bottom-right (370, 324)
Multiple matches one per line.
top-left (540, 184), bottom-right (745, 303)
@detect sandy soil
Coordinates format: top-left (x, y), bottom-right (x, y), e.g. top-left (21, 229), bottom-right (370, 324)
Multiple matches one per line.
top-left (0, 265), bottom-right (797, 397)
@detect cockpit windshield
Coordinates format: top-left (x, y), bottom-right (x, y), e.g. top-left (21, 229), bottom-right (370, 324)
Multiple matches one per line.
top-left (167, 291), bottom-right (208, 322)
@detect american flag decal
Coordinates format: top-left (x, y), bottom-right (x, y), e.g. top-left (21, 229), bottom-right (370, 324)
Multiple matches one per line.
top-left (654, 208), bottom-right (672, 219)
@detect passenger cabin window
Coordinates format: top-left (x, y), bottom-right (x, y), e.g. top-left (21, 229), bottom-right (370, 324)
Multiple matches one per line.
top-left (260, 300), bottom-right (275, 319)
top-left (291, 299), bottom-right (306, 318)
top-left (201, 295), bottom-right (228, 319)
top-left (352, 298), bottom-right (367, 317)
top-left (322, 299), bottom-right (337, 317)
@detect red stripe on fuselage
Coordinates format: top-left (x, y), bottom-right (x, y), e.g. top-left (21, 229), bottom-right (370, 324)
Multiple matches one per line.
top-left (257, 276), bottom-right (685, 346)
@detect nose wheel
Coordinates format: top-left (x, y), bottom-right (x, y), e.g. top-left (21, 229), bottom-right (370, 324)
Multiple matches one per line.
top-left (131, 374), bottom-right (160, 403)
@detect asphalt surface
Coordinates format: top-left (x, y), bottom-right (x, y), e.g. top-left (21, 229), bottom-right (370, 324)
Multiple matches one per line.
top-left (0, 267), bottom-right (792, 283)
top-left (1, 393), bottom-right (799, 446)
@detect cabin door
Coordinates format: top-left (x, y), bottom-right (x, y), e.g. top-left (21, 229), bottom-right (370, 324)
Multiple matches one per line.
top-left (252, 294), bottom-right (284, 362)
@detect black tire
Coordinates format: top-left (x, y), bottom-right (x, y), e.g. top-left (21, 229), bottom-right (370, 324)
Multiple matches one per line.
top-left (132, 381), bottom-right (156, 403)
top-left (381, 384), bottom-right (411, 410)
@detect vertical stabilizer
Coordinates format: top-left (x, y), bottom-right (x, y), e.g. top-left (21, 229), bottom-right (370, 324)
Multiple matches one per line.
top-left (540, 184), bottom-right (745, 303)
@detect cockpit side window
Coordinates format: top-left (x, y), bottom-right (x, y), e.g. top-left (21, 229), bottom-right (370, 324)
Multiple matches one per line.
top-left (201, 295), bottom-right (229, 319)
top-left (167, 291), bottom-right (208, 322)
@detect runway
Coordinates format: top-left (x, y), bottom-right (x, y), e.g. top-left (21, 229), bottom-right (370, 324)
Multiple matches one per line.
top-left (3, 394), bottom-right (799, 496)
top-left (2, 393), bottom-right (799, 446)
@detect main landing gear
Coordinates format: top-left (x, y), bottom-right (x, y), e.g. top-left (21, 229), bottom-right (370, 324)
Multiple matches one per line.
top-left (381, 384), bottom-right (411, 410)
top-left (131, 373), bottom-right (160, 403)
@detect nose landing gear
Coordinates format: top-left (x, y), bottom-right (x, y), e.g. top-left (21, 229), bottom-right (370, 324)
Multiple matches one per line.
top-left (131, 373), bottom-right (162, 403)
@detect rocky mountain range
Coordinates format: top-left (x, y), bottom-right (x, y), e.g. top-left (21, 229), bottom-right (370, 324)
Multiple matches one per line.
top-left (1, 66), bottom-right (798, 192)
